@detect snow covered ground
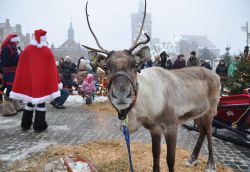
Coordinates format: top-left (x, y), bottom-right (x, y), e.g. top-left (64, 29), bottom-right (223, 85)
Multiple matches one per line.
top-left (64, 95), bottom-right (108, 106)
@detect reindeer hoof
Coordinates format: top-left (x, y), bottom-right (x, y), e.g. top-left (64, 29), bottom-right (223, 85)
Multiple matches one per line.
top-left (184, 159), bottom-right (199, 167)
top-left (205, 163), bottom-right (216, 172)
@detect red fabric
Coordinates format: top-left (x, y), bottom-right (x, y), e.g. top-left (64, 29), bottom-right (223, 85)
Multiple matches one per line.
top-left (1, 34), bottom-right (18, 49)
top-left (219, 94), bottom-right (250, 106)
top-left (12, 44), bottom-right (60, 99)
top-left (35, 29), bottom-right (47, 43)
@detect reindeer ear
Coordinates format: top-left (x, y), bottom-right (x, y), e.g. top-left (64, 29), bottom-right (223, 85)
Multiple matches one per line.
top-left (134, 46), bottom-right (151, 65)
top-left (96, 54), bottom-right (108, 70)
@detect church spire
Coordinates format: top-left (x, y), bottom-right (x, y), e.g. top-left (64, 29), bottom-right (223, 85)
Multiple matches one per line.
top-left (68, 20), bottom-right (74, 41)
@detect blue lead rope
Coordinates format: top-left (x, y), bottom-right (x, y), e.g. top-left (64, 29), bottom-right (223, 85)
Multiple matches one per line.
top-left (121, 122), bottom-right (134, 172)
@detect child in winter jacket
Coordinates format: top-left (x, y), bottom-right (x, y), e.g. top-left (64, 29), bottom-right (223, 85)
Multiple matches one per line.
top-left (81, 73), bottom-right (96, 104)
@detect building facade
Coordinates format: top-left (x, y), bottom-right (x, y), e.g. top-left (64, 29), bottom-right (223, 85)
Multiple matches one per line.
top-left (51, 22), bottom-right (87, 64)
top-left (179, 35), bottom-right (220, 60)
top-left (0, 19), bottom-right (30, 49)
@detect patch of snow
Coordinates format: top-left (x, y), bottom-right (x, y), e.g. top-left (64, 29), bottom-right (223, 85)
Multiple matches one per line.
top-left (50, 125), bottom-right (69, 131)
top-left (0, 141), bottom-right (56, 161)
top-left (0, 118), bottom-right (17, 124)
top-left (93, 96), bottom-right (108, 102)
top-left (66, 95), bottom-right (84, 104)
top-left (0, 118), bottom-right (20, 129)
top-left (68, 161), bottom-right (90, 172)
top-left (65, 95), bottom-right (108, 105)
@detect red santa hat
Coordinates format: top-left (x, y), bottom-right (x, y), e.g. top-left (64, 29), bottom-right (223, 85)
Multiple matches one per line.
top-left (30, 29), bottom-right (48, 48)
top-left (35, 29), bottom-right (47, 43)
top-left (1, 34), bottom-right (20, 49)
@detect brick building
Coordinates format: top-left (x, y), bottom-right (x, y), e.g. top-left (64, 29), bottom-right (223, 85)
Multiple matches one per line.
top-left (0, 19), bottom-right (30, 49)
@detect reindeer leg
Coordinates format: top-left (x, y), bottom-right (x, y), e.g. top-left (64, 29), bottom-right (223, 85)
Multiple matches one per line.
top-left (150, 131), bottom-right (161, 172)
top-left (164, 126), bottom-right (178, 172)
top-left (204, 115), bottom-right (216, 172)
top-left (185, 118), bottom-right (206, 167)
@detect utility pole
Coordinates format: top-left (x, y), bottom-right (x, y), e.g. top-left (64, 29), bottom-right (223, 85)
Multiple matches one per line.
top-left (241, 22), bottom-right (249, 57)
top-left (246, 22), bottom-right (248, 46)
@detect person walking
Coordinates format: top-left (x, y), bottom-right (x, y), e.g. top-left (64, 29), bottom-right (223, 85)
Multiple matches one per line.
top-left (50, 88), bottom-right (69, 109)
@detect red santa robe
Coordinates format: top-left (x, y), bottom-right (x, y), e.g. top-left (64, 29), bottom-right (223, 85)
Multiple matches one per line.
top-left (10, 29), bottom-right (62, 104)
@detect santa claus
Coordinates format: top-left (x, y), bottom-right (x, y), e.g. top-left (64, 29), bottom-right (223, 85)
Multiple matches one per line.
top-left (10, 29), bottom-right (62, 132)
top-left (0, 34), bottom-right (21, 116)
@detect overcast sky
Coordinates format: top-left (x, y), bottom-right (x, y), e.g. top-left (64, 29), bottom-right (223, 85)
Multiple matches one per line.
top-left (1, 0), bottom-right (250, 55)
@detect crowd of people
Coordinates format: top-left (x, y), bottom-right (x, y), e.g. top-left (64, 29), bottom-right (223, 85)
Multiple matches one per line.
top-left (0, 31), bottom-right (245, 132)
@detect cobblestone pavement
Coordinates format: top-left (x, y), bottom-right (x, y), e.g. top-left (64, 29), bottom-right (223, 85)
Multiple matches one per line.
top-left (0, 103), bottom-right (249, 172)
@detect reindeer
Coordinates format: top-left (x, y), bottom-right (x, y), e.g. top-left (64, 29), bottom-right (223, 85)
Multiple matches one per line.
top-left (82, 1), bottom-right (220, 172)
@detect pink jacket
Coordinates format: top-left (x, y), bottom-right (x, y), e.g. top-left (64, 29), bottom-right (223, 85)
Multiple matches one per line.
top-left (81, 74), bottom-right (96, 94)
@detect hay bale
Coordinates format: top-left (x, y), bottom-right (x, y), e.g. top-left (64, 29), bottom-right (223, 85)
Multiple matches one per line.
top-left (83, 100), bottom-right (116, 115)
top-left (8, 140), bottom-right (235, 172)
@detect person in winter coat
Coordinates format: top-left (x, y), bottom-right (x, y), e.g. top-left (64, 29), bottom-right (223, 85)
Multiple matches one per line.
top-left (141, 59), bottom-right (153, 69)
top-left (10, 29), bottom-right (61, 132)
top-left (0, 34), bottom-right (21, 116)
top-left (80, 73), bottom-right (96, 104)
top-left (216, 59), bottom-right (228, 77)
top-left (76, 58), bottom-right (92, 85)
top-left (187, 51), bottom-right (200, 67)
top-left (216, 59), bottom-right (228, 94)
top-left (57, 57), bottom-right (64, 73)
top-left (160, 51), bottom-right (172, 69)
top-left (60, 56), bottom-right (76, 91)
top-left (173, 54), bottom-right (186, 69)
top-left (200, 60), bottom-right (212, 70)
top-left (50, 88), bottom-right (69, 109)
top-left (153, 55), bottom-right (161, 67)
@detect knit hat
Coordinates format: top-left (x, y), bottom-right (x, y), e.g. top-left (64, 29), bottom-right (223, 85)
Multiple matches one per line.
top-left (64, 56), bottom-right (71, 62)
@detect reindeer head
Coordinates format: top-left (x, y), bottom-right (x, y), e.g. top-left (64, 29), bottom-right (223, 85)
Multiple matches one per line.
top-left (82, 0), bottom-right (150, 118)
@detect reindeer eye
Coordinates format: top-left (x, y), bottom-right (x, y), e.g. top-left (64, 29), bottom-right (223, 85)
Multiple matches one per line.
top-left (105, 67), bottom-right (110, 73)
top-left (134, 63), bottom-right (139, 68)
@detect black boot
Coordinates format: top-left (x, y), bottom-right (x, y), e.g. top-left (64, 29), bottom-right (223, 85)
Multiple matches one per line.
top-left (21, 110), bottom-right (34, 131)
top-left (33, 110), bottom-right (48, 133)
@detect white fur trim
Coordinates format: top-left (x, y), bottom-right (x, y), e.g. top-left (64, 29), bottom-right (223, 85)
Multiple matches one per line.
top-left (58, 83), bottom-right (63, 89)
top-left (25, 105), bottom-right (34, 111)
top-left (30, 38), bottom-right (48, 48)
top-left (35, 106), bottom-right (46, 111)
top-left (10, 36), bottom-right (20, 42)
top-left (9, 90), bottom-right (61, 105)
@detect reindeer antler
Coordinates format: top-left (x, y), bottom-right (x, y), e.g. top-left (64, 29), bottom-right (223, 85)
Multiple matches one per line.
top-left (129, 33), bottom-right (150, 52)
top-left (128, 0), bottom-right (150, 52)
top-left (82, 1), bottom-right (109, 54)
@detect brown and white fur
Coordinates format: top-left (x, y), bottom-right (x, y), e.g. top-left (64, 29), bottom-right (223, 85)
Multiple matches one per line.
top-left (82, 0), bottom-right (220, 171)
top-left (106, 51), bottom-right (220, 172)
